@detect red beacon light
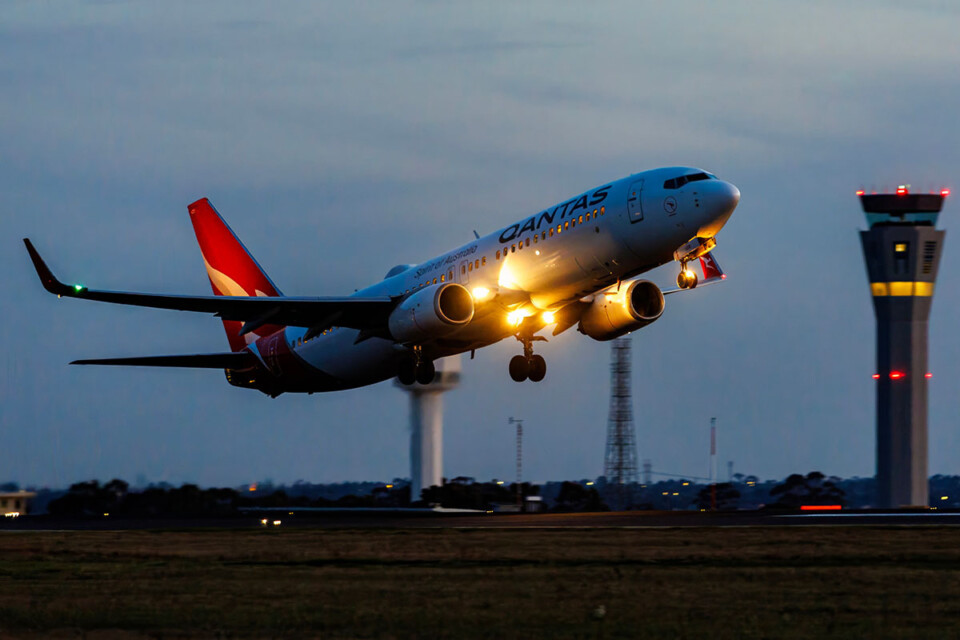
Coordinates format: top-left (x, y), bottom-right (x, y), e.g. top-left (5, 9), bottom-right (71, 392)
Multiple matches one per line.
top-left (925, 372), bottom-right (933, 379)
top-left (896, 185), bottom-right (909, 196)
top-left (889, 371), bottom-right (906, 380)
top-left (872, 374), bottom-right (881, 379)
top-left (856, 190), bottom-right (865, 196)
top-left (942, 189), bottom-right (950, 198)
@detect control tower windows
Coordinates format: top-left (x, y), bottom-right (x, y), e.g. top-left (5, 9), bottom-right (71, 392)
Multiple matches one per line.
top-left (893, 242), bottom-right (910, 276)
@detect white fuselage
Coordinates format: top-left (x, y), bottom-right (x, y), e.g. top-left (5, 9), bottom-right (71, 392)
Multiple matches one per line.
top-left (249, 167), bottom-right (739, 391)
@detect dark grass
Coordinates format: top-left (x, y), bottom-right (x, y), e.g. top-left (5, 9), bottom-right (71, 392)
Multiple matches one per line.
top-left (2, 526), bottom-right (960, 638)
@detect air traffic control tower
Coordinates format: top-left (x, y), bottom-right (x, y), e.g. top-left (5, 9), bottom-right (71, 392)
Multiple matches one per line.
top-left (858, 186), bottom-right (949, 507)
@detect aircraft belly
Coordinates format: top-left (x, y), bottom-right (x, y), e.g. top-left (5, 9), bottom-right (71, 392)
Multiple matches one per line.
top-left (297, 331), bottom-right (398, 389)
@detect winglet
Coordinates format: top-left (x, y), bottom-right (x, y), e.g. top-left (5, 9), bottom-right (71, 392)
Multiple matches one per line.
top-left (23, 239), bottom-right (78, 297)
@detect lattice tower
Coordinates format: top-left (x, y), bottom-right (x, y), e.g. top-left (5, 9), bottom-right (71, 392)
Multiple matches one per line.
top-left (604, 336), bottom-right (639, 508)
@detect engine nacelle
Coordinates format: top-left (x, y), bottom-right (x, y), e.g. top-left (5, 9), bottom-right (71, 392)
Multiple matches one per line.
top-left (578, 280), bottom-right (665, 341)
top-left (388, 282), bottom-right (475, 344)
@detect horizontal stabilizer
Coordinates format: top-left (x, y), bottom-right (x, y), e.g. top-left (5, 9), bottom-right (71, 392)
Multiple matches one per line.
top-left (70, 352), bottom-right (257, 369)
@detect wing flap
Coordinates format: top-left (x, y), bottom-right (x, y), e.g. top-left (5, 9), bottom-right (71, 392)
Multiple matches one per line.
top-left (24, 239), bottom-right (395, 331)
top-left (70, 352), bottom-right (257, 368)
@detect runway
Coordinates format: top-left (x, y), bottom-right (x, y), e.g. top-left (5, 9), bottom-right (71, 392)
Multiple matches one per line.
top-left (4, 508), bottom-right (960, 531)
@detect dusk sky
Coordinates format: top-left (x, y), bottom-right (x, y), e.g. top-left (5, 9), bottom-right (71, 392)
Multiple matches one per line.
top-left (3, 1), bottom-right (960, 488)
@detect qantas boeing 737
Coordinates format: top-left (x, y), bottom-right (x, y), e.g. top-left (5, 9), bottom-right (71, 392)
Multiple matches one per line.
top-left (25, 167), bottom-right (739, 396)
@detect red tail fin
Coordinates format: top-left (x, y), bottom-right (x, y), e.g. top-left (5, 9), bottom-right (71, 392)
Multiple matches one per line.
top-left (188, 198), bottom-right (283, 351)
top-left (698, 252), bottom-right (726, 282)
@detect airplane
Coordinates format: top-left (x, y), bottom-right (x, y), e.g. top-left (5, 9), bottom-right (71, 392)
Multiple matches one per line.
top-left (24, 166), bottom-right (739, 396)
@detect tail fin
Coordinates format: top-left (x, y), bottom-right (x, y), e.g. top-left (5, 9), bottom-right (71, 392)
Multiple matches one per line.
top-left (188, 198), bottom-right (283, 351)
top-left (698, 252), bottom-right (726, 283)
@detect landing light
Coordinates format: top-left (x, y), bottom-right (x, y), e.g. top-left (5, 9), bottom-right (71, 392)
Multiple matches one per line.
top-left (542, 311), bottom-right (555, 324)
top-left (472, 286), bottom-right (491, 301)
top-left (507, 310), bottom-right (525, 326)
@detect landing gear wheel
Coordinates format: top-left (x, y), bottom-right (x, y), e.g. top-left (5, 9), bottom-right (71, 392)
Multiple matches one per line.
top-left (509, 355), bottom-right (530, 382)
top-left (677, 267), bottom-right (698, 290)
top-left (528, 355), bottom-right (546, 382)
top-left (415, 359), bottom-right (436, 385)
top-left (397, 357), bottom-right (417, 385)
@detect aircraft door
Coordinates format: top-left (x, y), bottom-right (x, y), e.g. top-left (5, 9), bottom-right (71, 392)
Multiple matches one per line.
top-left (627, 180), bottom-right (644, 222)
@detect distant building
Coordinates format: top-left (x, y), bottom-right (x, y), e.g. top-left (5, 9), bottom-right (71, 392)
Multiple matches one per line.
top-left (0, 491), bottom-right (36, 516)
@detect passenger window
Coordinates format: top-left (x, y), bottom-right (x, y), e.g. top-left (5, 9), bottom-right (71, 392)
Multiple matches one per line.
top-left (468, 263), bottom-right (473, 272)
top-left (496, 250), bottom-right (501, 260)
top-left (475, 259), bottom-right (480, 269)
top-left (542, 231), bottom-right (546, 240)
top-left (557, 224), bottom-right (562, 234)
top-left (461, 265), bottom-right (466, 274)
top-left (564, 221), bottom-right (569, 230)
top-left (482, 256), bottom-right (487, 266)
top-left (549, 228), bottom-right (554, 237)
top-left (533, 235), bottom-right (538, 244)
top-left (601, 206), bottom-right (605, 215)
top-left (441, 274), bottom-right (446, 282)
top-left (433, 278), bottom-right (437, 285)
top-left (511, 244), bottom-right (516, 253)
top-left (524, 238), bottom-right (529, 247)
top-left (579, 215), bottom-right (584, 224)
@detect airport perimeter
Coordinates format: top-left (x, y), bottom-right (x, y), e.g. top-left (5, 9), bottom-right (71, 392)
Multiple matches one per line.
top-left (3, 518), bottom-right (960, 639)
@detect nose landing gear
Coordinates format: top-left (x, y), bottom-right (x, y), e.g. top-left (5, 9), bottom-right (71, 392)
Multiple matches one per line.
top-left (676, 262), bottom-right (698, 290)
top-left (509, 333), bottom-right (547, 382)
top-left (397, 346), bottom-right (436, 385)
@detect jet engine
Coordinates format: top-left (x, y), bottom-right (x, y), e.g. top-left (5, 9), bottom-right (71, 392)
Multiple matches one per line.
top-left (578, 279), bottom-right (664, 341)
top-left (388, 282), bottom-right (475, 343)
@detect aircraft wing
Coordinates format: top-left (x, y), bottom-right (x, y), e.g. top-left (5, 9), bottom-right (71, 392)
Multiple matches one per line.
top-left (661, 252), bottom-right (727, 295)
top-left (71, 352), bottom-right (257, 368)
top-left (24, 239), bottom-right (395, 333)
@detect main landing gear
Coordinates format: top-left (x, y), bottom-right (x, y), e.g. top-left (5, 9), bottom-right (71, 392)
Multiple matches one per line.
top-left (676, 261), bottom-right (698, 290)
top-left (509, 334), bottom-right (547, 383)
top-left (397, 346), bottom-right (436, 386)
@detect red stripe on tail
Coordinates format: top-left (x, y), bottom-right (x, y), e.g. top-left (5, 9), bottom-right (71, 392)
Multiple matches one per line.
top-left (187, 198), bottom-right (283, 352)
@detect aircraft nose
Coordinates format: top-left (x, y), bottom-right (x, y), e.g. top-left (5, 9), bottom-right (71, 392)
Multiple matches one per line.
top-left (697, 179), bottom-right (739, 237)
top-left (717, 180), bottom-right (740, 213)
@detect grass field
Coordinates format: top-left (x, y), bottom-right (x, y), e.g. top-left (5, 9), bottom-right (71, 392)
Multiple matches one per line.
top-left (2, 525), bottom-right (960, 638)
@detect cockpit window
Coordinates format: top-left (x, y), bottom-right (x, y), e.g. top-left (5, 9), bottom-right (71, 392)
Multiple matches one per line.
top-left (663, 172), bottom-right (715, 189)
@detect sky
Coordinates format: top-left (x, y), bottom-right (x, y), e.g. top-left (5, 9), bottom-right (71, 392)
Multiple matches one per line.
top-left (2, 0), bottom-right (960, 488)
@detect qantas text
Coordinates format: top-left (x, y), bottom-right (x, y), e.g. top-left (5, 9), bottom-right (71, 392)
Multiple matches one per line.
top-left (498, 185), bottom-right (611, 244)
